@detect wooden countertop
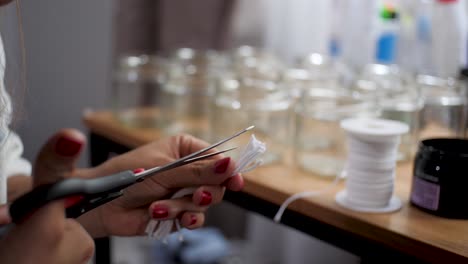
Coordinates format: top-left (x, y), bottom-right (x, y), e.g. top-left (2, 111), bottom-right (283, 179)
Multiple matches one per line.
top-left (83, 110), bottom-right (468, 263)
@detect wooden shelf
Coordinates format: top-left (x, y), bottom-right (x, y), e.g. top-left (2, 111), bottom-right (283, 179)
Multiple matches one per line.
top-left (83, 109), bottom-right (468, 263)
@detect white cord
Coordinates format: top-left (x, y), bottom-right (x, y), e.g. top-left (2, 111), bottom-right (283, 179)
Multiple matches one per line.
top-left (145, 134), bottom-right (266, 240)
top-left (273, 170), bottom-right (343, 223)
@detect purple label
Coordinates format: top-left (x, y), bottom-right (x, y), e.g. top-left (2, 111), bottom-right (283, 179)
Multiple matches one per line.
top-left (411, 177), bottom-right (440, 211)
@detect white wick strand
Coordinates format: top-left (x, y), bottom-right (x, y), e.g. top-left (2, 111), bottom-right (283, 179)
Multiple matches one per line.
top-left (273, 171), bottom-right (343, 223)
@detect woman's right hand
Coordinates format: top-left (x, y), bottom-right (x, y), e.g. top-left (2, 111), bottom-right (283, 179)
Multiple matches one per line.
top-left (0, 130), bottom-right (94, 264)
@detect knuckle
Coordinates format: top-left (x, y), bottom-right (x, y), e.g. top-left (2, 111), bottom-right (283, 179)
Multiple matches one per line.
top-left (173, 133), bottom-right (192, 146)
top-left (191, 163), bottom-right (204, 182)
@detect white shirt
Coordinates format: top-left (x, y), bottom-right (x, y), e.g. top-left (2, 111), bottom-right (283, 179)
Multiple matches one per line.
top-left (0, 33), bottom-right (31, 204)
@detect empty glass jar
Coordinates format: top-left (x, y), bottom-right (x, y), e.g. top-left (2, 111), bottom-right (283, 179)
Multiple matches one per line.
top-left (298, 53), bottom-right (354, 89)
top-left (210, 73), bottom-right (293, 165)
top-left (294, 88), bottom-right (377, 178)
top-left (229, 46), bottom-right (284, 81)
top-left (418, 75), bottom-right (467, 140)
top-left (159, 48), bottom-right (227, 140)
top-left (111, 55), bottom-right (166, 128)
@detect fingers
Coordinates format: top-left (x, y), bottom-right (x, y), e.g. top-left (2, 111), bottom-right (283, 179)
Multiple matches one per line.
top-left (180, 212), bottom-right (204, 229)
top-left (192, 185), bottom-right (225, 206)
top-left (153, 156), bottom-right (237, 189)
top-left (31, 129), bottom-right (85, 224)
top-left (175, 134), bottom-right (214, 158)
top-left (4, 215), bottom-right (94, 264)
top-left (223, 173), bottom-right (244, 192)
top-left (0, 130), bottom-right (93, 264)
top-left (157, 134), bottom-right (243, 189)
top-left (33, 129), bottom-right (85, 186)
top-left (148, 185), bottom-right (224, 221)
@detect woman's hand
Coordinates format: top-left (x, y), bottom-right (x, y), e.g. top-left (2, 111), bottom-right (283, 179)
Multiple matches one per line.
top-left (78, 133), bottom-right (244, 237)
top-left (0, 129), bottom-right (94, 264)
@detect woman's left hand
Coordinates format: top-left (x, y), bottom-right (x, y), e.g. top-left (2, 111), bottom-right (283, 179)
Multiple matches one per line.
top-left (77, 133), bottom-right (243, 238)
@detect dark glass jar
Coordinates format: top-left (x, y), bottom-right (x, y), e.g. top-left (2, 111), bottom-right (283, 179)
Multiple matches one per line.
top-left (411, 138), bottom-right (468, 219)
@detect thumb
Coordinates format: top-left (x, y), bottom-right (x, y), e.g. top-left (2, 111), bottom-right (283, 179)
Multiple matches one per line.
top-left (33, 129), bottom-right (85, 187)
top-left (26, 129), bottom-right (85, 223)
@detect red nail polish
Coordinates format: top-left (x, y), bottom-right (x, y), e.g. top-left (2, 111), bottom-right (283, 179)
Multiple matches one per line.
top-left (190, 215), bottom-right (197, 225)
top-left (133, 168), bottom-right (145, 174)
top-left (152, 206), bottom-right (169, 219)
top-left (55, 136), bottom-right (83, 157)
top-left (200, 191), bottom-right (212, 206)
top-left (64, 195), bottom-right (84, 208)
top-left (214, 157), bottom-right (230, 174)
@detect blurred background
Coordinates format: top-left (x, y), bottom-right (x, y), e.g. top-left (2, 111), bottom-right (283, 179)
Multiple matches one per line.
top-left (2, 0), bottom-right (468, 263)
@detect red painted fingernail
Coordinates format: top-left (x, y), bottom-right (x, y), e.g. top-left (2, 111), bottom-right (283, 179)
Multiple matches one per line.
top-left (133, 168), bottom-right (145, 174)
top-left (152, 205), bottom-right (169, 219)
top-left (214, 157), bottom-right (230, 174)
top-left (190, 215), bottom-right (197, 225)
top-left (55, 136), bottom-right (83, 157)
top-left (200, 191), bottom-right (212, 206)
top-left (64, 195), bottom-right (84, 208)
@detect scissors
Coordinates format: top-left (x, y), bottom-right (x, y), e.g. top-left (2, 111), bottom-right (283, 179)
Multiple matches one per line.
top-left (7, 126), bottom-right (254, 224)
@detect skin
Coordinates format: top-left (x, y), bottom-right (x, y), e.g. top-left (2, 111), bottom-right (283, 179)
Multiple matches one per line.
top-left (0, 1), bottom-right (244, 262)
top-left (76, 130), bottom-right (243, 237)
top-left (0, 129), bottom-right (243, 263)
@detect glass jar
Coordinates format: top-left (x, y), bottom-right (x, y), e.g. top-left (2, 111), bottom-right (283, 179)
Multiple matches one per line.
top-left (418, 75), bottom-right (467, 140)
top-left (230, 46), bottom-right (284, 81)
top-left (210, 73), bottom-right (293, 165)
top-left (351, 64), bottom-right (423, 161)
top-left (294, 88), bottom-right (377, 178)
top-left (298, 53), bottom-right (354, 89)
top-left (159, 48), bottom-right (227, 140)
top-left (111, 55), bottom-right (166, 128)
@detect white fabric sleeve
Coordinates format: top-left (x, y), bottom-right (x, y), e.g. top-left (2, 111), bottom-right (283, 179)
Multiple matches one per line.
top-left (3, 132), bottom-right (32, 177)
top-left (0, 132), bottom-right (32, 204)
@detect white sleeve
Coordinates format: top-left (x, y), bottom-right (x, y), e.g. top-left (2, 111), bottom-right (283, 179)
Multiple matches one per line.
top-left (3, 132), bottom-right (32, 178)
top-left (0, 132), bottom-right (32, 204)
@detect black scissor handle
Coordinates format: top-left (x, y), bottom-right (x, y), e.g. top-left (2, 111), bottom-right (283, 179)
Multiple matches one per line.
top-left (65, 190), bottom-right (124, 218)
top-left (9, 171), bottom-right (137, 223)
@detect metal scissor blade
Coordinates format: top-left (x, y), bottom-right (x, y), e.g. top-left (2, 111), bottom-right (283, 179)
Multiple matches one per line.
top-left (179, 125), bottom-right (254, 162)
top-left (183, 147), bottom-right (237, 163)
top-left (134, 147), bottom-right (236, 180)
top-left (134, 126), bottom-right (254, 180)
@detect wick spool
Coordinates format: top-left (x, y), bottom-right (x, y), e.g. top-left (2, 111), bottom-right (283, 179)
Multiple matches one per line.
top-left (335, 118), bottom-right (409, 213)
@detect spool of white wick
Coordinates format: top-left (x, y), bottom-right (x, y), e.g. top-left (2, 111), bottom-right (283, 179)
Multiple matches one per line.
top-left (335, 118), bottom-right (409, 213)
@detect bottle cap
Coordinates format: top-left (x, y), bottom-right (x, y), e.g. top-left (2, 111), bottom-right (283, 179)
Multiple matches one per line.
top-left (380, 5), bottom-right (398, 20)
